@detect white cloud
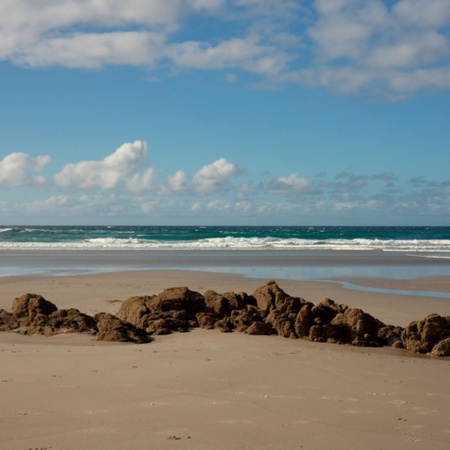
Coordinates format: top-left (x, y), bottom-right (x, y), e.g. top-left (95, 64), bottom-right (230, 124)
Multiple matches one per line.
top-left (168, 170), bottom-right (187, 192)
top-left (54, 140), bottom-right (149, 190)
top-left (169, 37), bottom-right (290, 77)
top-left (393, 0), bottom-right (450, 28)
top-left (192, 158), bottom-right (241, 193)
top-left (303, 0), bottom-right (450, 95)
top-left (17, 32), bottom-right (165, 69)
top-left (126, 169), bottom-right (155, 193)
top-left (2, 0), bottom-right (450, 97)
top-left (0, 152), bottom-right (51, 186)
top-left (266, 173), bottom-right (321, 195)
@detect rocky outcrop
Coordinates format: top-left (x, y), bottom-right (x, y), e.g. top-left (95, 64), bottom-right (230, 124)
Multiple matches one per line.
top-left (12, 293), bottom-right (58, 327)
top-left (401, 314), bottom-right (450, 356)
top-left (0, 309), bottom-right (18, 331)
top-left (431, 337), bottom-right (450, 357)
top-left (0, 281), bottom-right (448, 356)
top-left (252, 280), bottom-right (305, 338)
top-left (116, 287), bottom-right (206, 334)
top-left (2, 293), bottom-right (145, 343)
top-left (94, 313), bottom-right (151, 344)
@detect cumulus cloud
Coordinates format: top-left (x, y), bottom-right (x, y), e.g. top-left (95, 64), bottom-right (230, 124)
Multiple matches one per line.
top-left (0, 152), bottom-right (51, 186)
top-left (54, 140), bottom-right (150, 190)
top-left (192, 158), bottom-right (241, 193)
top-left (168, 170), bottom-right (187, 193)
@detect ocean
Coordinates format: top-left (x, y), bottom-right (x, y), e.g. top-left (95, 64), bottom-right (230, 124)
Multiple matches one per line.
top-left (1, 225), bottom-right (450, 254)
top-left (1, 226), bottom-right (450, 288)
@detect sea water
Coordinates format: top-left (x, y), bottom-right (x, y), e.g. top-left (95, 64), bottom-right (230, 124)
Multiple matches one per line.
top-left (1, 225), bottom-right (450, 254)
top-left (0, 226), bottom-right (450, 290)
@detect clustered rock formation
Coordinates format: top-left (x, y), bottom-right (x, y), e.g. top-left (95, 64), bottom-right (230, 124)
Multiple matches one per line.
top-left (1, 281), bottom-right (449, 357)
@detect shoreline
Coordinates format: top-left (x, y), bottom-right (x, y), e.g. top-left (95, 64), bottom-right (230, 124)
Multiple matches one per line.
top-left (1, 248), bottom-right (450, 282)
top-left (1, 268), bottom-right (450, 327)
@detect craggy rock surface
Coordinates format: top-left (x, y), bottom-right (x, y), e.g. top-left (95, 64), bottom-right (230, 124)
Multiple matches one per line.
top-left (401, 314), bottom-right (450, 356)
top-left (94, 313), bottom-right (151, 344)
top-left (0, 281), bottom-right (449, 356)
top-left (4, 293), bottom-right (98, 337)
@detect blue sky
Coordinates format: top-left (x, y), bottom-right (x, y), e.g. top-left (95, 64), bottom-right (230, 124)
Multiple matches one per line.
top-left (1, 0), bottom-right (450, 226)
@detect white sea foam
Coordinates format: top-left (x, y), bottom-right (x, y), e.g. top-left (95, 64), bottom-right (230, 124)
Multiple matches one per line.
top-left (0, 236), bottom-right (450, 253)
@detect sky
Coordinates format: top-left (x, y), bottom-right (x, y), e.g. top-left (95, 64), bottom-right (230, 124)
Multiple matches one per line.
top-left (1, 0), bottom-right (450, 226)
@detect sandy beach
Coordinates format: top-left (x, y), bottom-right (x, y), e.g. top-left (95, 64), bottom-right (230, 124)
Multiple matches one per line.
top-left (1, 265), bottom-right (450, 449)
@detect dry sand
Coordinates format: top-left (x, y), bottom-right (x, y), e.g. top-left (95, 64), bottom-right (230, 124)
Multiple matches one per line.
top-left (1, 270), bottom-right (450, 450)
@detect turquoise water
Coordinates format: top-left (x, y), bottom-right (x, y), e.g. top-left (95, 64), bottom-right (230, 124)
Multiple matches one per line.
top-left (1, 227), bottom-right (450, 297)
top-left (1, 225), bottom-right (450, 254)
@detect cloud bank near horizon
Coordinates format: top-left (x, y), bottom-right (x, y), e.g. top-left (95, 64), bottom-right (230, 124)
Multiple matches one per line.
top-left (0, 140), bottom-right (448, 224)
top-left (2, 0), bottom-right (450, 97)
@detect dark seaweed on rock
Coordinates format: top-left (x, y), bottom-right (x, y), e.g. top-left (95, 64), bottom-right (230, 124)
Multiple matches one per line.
top-left (0, 281), bottom-right (449, 356)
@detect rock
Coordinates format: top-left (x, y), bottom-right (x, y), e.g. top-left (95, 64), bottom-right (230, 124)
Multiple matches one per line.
top-left (203, 290), bottom-right (247, 316)
top-left (116, 288), bottom-right (205, 334)
top-left (215, 317), bottom-right (234, 332)
top-left (231, 305), bottom-right (266, 333)
top-left (0, 309), bottom-right (19, 331)
top-left (431, 337), bottom-right (450, 357)
top-left (308, 324), bottom-right (330, 342)
top-left (378, 325), bottom-right (404, 346)
top-left (115, 295), bottom-right (156, 329)
top-left (94, 313), bottom-right (150, 343)
top-left (330, 308), bottom-right (384, 347)
top-left (155, 287), bottom-right (205, 314)
top-left (116, 288), bottom-right (204, 334)
top-left (392, 340), bottom-right (404, 349)
top-left (47, 308), bottom-right (97, 335)
top-left (265, 309), bottom-right (297, 339)
top-left (311, 298), bottom-right (344, 325)
top-left (145, 318), bottom-right (172, 335)
top-left (196, 312), bottom-right (220, 330)
top-left (12, 293), bottom-right (58, 326)
top-left (402, 314), bottom-right (450, 353)
top-left (252, 280), bottom-right (304, 316)
top-left (294, 303), bottom-right (315, 338)
top-left (245, 321), bottom-right (273, 336)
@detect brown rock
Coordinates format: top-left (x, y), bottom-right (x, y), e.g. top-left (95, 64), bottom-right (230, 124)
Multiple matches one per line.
top-left (203, 290), bottom-right (246, 316)
top-left (94, 313), bottom-right (150, 343)
top-left (431, 337), bottom-right (450, 357)
top-left (308, 324), bottom-right (329, 342)
top-left (331, 308), bottom-right (383, 346)
top-left (47, 308), bottom-right (97, 335)
top-left (0, 309), bottom-right (19, 331)
top-left (294, 303), bottom-right (315, 338)
top-left (245, 321), bottom-right (273, 336)
top-left (252, 280), bottom-right (305, 316)
top-left (145, 318), bottom-right (171, 335)
top-left (155, 287), bottom-right (205, 314)
top-left (311, 298), bottom-right (344, 325)
top-left (265, 309), bottom-right (297, 339)
top-left (196, 312), bottom-right (220, 330)
top-left (12, 293), bottom-right (58, 326)
top-left (378, 325), bottom-right (404, 346)
top-left (231, 305), bottom-right (265, 333)
top-left (116, 288), bottom-right (205, 334)
top-left (402, 314), bottom-right (450, 354)
top-left (115, 295), bottom-right (156, 329)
